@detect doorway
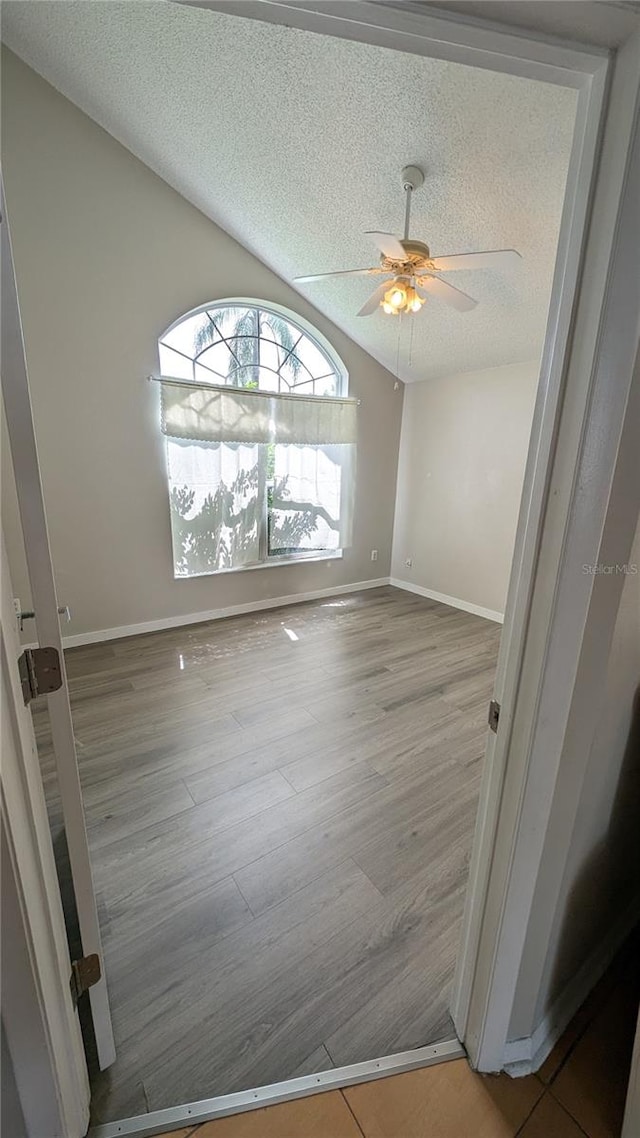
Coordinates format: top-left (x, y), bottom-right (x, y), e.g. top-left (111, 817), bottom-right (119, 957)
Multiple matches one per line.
top-left (2, 4), bottom-right (628, 1133)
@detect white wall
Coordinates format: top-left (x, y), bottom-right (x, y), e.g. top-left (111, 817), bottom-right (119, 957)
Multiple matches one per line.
top-left (1, 50), bottom-right (403, 640)
top-left (391, 361), bottom-right (539, 618)
top-left (509, 515), bottom-right (640, 1041)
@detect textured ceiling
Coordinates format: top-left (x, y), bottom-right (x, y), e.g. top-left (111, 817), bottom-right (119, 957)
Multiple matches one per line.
top-left (1, 1), bottom-right (578, 382)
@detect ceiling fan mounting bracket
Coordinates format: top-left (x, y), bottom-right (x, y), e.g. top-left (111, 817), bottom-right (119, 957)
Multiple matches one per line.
top-left (401, 165), bottom-right (425, 192)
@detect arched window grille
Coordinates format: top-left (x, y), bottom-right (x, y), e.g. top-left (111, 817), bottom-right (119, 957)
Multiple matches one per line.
top-left (159, 301), bottom-right (347, 397)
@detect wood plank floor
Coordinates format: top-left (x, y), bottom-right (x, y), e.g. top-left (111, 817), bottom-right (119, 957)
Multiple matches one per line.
top-left (157, 923), bottom-right (640, 1138)
top-left (32, 586), bottom-right (500, 1124)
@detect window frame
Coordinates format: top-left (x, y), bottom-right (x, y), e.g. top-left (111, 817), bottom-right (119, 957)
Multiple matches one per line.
top-left (158, 299), bottom-right (350, 576)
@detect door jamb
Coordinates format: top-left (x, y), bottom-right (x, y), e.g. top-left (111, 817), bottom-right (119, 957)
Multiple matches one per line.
top-left (454, 31), bottom-right (640, 1071)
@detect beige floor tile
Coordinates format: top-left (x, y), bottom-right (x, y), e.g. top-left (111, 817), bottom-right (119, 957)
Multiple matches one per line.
top-left (551, 979), bottom-right (639, 1138)
top-left (344, 1058), bottom-right (543, 1138)
top-left (517, 1093), bottom-right (586, 1137)
top-left (155, 1130), bottom-right (198, 1138)
top-left (188, 1091), bottom-right (364, 1137)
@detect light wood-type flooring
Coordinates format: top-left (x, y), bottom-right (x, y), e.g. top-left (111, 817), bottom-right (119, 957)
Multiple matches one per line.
top-left (157, 925), bottom-right (640, 1138)
top-left (33, 586), bottom-right (501, 1125)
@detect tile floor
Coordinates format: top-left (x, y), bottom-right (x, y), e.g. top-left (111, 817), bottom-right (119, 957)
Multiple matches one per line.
top-left (156, 932), bottom-right (639, 1138)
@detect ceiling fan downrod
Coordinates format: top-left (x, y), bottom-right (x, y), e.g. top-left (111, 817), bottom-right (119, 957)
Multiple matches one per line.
top-left (401, 164), bottom-right (425, 240)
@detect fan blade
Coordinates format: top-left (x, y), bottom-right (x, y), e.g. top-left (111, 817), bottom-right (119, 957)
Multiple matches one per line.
top-left (419, 275), bottom-right (478, 312)
top-left (365, 231), bottom-right (406, 260)
top-left (429, 249), bottom-right (522, 273)
top-left (294, 267), bottom-right (385, 283)
top-left (357, 281), bottom-right (392, 317)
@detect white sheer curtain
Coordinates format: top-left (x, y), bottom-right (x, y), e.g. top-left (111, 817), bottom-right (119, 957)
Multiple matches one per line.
top-left (161, 380), bottom-right (357, 576)
top-left (166, 439), bottom-right (260, 577)
top-left (270, 444), bottom-right (353, 553)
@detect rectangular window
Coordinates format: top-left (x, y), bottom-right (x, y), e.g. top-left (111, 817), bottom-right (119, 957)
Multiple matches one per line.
top-left (162, 382), bottom-right (356, 578)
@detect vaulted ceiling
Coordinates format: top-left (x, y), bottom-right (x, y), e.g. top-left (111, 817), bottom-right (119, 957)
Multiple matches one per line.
top-left (2, 1), bottom-right (578, 382)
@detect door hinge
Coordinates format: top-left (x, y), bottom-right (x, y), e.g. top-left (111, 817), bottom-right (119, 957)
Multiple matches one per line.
top-left (488, 698), bottom-right (501, 733)
top-left (70, 954), bottom-right (101, 1006)
top-left (18, 646), bottom-right (63, 705)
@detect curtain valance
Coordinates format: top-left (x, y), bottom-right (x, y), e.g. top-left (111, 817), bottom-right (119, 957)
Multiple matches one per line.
top-left (160, 380), bottom-right (358, 445)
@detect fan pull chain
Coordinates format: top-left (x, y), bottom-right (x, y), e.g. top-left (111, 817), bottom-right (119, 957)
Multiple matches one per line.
top-left (396, 311), bottom-right (403, 378)
top-left (409, 307), bottom-right (415, 370)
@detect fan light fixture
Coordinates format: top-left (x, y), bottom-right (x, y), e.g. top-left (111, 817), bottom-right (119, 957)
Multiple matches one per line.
top-left (381, 279), bottom-right (426, 316)
top-left (293, 163), bottom-right (522, 320)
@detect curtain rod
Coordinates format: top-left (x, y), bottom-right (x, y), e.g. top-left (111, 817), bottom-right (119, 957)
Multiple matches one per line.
top-left (147, 375), bottom-right (360, 405)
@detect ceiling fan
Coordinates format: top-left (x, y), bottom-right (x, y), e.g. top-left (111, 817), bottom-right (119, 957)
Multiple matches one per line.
top-left (294, 165), bottom-right (522, 318)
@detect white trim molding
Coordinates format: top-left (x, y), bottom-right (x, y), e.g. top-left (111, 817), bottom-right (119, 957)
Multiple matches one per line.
top-left (50, 578), bottom-right (391, 649)
top-left (390, 578), bottom-right (504, 624)
top-left (503, 894), bottom-right (640, 1077)
top-left (183, 2), bottom-right (609, 86)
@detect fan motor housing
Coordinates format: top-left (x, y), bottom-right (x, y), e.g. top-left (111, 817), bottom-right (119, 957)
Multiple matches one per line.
top-left (381, 239), bottom-right (433, 273)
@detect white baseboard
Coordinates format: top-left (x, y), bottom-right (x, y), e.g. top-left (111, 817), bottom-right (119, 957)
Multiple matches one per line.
top-left (55, 577), bottom-right (392, 649)
top-left (503, 894), bottom-right (640, 1077)
top-left (389, 577), bottom-right (504, 624)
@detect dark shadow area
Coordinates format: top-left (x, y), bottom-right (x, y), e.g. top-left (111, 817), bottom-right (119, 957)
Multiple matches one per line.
top-left (546, 684), bottom-right (640, 1007)
top-left (539, 684), bottom-right (640, 1135)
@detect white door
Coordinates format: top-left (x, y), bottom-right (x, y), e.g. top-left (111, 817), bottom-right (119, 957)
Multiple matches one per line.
top-left (1, 535), bottom-right (91, 1137)
top-left (1, 190), bottom-right (116, 1069)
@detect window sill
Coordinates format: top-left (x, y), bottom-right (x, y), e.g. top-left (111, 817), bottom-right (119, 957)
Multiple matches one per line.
top-left (174, 549), bottom-right (343, 580)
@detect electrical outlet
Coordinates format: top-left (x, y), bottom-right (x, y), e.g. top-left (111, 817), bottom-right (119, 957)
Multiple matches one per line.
top-left (405, 558), bottom-right (413, 568)
top-left (370, 549), bottom-right (378, 562)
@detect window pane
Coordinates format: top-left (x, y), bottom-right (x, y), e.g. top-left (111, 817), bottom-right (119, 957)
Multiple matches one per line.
top-left (258, 334), bottom-right (281, 375)
top-left (159, 344), bottom-right (193, 380)
top-left (162, 313), bottom-right (215, 357)
top-left (298, 336), bottom-right (339, 383)
top-left (314, 373), bottom-right (338, 396)
top-left (278, 354), bottom-right (304, 389)
top-left (226, 335), bottom-right (258, 385)
top-left (259, 311), bottom-right (298, 351)
top-left (269, 444), bottom-right (343, 556)
top-left (195, 341), bottom-right (234, 382)
top-left (212, 306), bottom-right (253, 337)
top-left (166, 438), bottom-right (260, 576)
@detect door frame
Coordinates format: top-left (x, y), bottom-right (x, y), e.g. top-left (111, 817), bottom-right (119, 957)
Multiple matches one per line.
top-left (455, 41), bottom-right (640, 1070)
top-left (3, 2), bottom-right (639, 1134)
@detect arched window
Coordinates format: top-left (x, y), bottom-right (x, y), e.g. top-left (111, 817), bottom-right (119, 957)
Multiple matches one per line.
top-left (157, 301), bottom-right (355, 578)
top-left (159, 301), bottom-right (347, 397)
